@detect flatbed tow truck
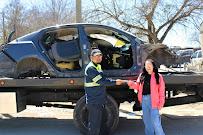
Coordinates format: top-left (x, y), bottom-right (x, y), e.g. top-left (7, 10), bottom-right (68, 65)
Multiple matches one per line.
top-left (0, 71), bottom-right (203, 134)
top-left (0, 23), bottom-right (203, 134)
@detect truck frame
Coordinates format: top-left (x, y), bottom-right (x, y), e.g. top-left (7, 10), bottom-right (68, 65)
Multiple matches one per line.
top-left (0, 71), bottom-right (203, 134)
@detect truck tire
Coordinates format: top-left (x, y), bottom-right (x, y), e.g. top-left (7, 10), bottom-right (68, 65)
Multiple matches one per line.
top-left (73, 95), bottom-right (119, 134)
top-left (198, 90), bottom-right (203, 99)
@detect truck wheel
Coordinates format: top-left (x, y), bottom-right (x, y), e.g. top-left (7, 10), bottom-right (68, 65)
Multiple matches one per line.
top-left (73, 95), bottom-right (119, 134)
top-left (198, 90), bottom-right (203, 99)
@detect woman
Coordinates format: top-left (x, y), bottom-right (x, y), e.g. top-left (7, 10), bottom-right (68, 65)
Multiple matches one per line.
top-left (128, 59), bottom-right (165, 135)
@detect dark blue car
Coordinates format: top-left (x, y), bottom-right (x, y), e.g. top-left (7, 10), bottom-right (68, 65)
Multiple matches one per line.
top-left (0, 23), bottom-right (144, 78)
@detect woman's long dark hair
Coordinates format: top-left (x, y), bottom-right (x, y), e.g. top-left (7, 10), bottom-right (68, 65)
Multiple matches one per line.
top-left (140, 59), bottom-right (160, 84)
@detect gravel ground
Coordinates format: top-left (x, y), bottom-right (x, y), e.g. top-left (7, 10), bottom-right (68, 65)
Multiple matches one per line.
top-left (0, 102), bottom-right (203, 135)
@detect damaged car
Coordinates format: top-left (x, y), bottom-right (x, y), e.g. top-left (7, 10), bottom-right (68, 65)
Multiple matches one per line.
top-left (0, 23), bottom-right (181, 78)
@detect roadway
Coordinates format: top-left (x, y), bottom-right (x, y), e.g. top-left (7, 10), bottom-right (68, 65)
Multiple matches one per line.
top-left (0, 102), bottom-right (203, 135)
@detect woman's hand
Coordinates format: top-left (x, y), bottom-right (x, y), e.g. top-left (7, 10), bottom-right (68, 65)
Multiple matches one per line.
top-left (128, 80), bottom-right (139, 90)
top-left (128, 80), bottom-right (134, 86)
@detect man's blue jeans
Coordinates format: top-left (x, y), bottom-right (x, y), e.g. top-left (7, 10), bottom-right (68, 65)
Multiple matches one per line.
top-left (142, 95), bottom-right (165, 135)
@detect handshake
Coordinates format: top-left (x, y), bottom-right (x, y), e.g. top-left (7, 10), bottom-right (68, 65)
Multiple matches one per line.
top-left (115, 79), bottom-right (128, 85)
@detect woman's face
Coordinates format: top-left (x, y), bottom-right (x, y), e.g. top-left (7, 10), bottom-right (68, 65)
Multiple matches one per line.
top-left (145, 60), bottom-right (154, 74)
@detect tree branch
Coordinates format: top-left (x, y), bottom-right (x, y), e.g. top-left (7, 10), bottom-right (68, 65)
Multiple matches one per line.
top-left (156, 0), bottom-right (190, 34)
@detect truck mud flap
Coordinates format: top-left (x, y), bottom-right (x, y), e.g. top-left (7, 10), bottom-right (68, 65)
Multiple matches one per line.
top-left (0, 91), bottom-right (27, 113)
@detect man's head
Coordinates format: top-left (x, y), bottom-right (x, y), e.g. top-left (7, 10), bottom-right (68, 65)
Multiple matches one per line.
top-left (90, 49), bottom-right (103, 64)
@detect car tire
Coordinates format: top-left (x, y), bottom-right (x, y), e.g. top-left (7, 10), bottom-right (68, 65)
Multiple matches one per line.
top-left (73, 95), bottom-right (119, 134)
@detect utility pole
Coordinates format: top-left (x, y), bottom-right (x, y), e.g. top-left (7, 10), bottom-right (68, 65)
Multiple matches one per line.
top-left (76, 0), bottom-right (82, 23)
top-left (200, 22), bottom-right (203, 52)
top-left (2, 11), bottom-right (6, 44)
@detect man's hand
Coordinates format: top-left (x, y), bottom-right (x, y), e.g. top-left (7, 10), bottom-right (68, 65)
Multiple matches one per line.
top-left (116, 79), bottom-right (126, 85)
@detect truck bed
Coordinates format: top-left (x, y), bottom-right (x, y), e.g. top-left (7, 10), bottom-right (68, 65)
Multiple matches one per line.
top-left (0, 72), bottom-right (203, 88)
top-left (0, 77), bottom-right (84, 89)
top-left (163, 72), bottom-right (203, 84)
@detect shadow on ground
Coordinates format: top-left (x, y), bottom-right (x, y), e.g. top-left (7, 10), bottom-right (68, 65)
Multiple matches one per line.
top-left (0, 117), bottom-right (80, 135)
top-left (115, 114), bottom-right (203, 135)
top-left (0, 114), bottom-right (203, 135)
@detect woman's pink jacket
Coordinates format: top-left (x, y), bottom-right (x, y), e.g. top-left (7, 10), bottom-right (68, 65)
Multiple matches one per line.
top-left (128, 72), bottom-right (165, 109)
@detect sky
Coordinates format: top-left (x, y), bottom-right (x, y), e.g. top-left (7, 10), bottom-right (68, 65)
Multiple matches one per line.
top-left (0, 0), bottom-right (201, 48)
top-left (164, 26), bottom-right (199, 48)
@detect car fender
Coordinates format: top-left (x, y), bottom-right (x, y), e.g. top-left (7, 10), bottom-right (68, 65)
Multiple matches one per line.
top-left (3, 41), bottom-right (43, 62)
top-left (3, 41), bottom-right (55, 76)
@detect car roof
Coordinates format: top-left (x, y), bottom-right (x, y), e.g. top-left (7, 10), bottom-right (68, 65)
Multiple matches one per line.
top-left (176, 49), bottom-right (193, 53)
top-left (14, 23), bottom-right (143, 44)
top-left (194, 50), bottom-right (202, 53)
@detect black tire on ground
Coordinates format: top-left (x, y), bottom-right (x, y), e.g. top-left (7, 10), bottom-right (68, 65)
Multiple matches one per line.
top-left (198, 90), bottom-right (203, 99)
top-left (73, 95), bottom-right (119, 134)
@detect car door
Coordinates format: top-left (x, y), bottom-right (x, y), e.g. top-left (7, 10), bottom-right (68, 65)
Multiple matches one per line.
top-left (81, 24), bottom-right (141, 78)
top-left (39, 25), bottom-right (84, 77)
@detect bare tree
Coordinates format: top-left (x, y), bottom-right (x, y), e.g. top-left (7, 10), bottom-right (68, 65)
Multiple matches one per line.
top-left (25, 6), bottom-right (43, 32)
top-left (0, 10), bottom-right (6, 44)
top-left (189, 29), bottom-right (201, 46)
top-left (21, 0), bottom-right (75, 33)
top-left (25, 6), bottom-right (51, 32)
top-left (42, 0), bottom-right (75, 25)
top-left (0, 0), bottom-right (76, 41)
top-left (3, 0), bottom-right (26, 39)
top-left (84, 0), bottom-right (203, 44)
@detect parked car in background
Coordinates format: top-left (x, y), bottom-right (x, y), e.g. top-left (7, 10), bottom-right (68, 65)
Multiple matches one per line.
top-left (176, 49), bottom-right (194, 57)
top-left (170, 49), bottom-right (194, 68)
top-left (190, 50), bottom-right (203, 67)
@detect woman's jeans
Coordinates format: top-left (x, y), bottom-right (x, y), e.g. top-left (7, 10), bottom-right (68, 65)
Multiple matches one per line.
top-left (142, 95), bottom-right (165, 135)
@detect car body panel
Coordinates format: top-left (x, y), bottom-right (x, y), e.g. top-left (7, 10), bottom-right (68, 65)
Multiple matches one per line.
top-left (0, 24), bottom-right (142, 78)
top-left (3, 41), bottom-right (44, 62)
top-left (0, 52), bottom-right (16, 77)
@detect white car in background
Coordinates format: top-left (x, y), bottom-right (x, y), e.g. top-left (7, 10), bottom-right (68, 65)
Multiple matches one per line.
top-left (171, 49), bottom-right (194, 68)
top-left (190, 50), bottom-right (203, 70)
top-left (176, 49), bottom-right (194, 57)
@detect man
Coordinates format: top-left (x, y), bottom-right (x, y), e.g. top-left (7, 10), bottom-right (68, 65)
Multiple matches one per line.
top-left (84, 48), bottom-right (122, 135)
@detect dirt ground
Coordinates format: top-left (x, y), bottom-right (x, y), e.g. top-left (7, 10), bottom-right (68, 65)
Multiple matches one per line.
top-left (0, 102), bottom-right (203, 135)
